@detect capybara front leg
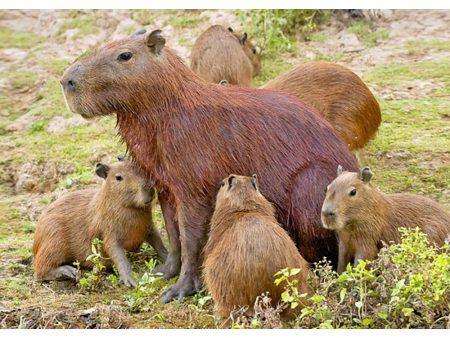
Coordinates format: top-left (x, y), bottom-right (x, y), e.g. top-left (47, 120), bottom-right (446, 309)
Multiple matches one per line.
top-left (146, 224), bottom-right (168, 263)
top-left (38, 265), bottom-right (80, 281)
top-left (161, 206), bottom-right (205, 303)
top-left (153, 191), bottom-right (181, 280)
top-left (337, 241), bottom-right (352, 274)
top-left (104, 237), bottom-right (137, 288)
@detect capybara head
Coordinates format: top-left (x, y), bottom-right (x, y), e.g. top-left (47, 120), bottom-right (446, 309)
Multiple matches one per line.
top-left (95, 157), bottom-right (153, 208)
top-left (321, 166), bottom-right (373, 231)
top-left (214, 174), bottom-right (274, 216)
top-left (228, 27), bottom-right (261, 77)
top-left (61, 29), bottom-right (167, 119)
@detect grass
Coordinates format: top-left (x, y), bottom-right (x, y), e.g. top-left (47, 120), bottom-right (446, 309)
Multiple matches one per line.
top-left (349, 20), bottom-right (389, 47)
top-left (252, 57), bottom-right (293, 87)
top-left (0, 26), bottom-right (45, 49)
top-left (57, 15), bottom-right (97, 42)
top-left (0, 66), bottom-right (39, 91)
top-left (166, 14), bottom-right (207, 29)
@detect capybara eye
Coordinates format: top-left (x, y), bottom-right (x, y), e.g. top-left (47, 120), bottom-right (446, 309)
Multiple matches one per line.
top-left (116, 175), bottom-right (123, 181)
top-left (252, 48), bottom-right (257, 54)
top-left (349, 189), bottom-right (357, 196)
top-left (118, 52), bottom-right (133, 62)
top-left (220, 181), bottom-right (225, 188)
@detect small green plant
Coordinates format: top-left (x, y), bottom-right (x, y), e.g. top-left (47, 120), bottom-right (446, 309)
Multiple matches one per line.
top-left (274, 267), bottom-right (308, 310)
top-left (125, 258), bottom-right (163, 312)
top-left (349, 20), bottom-right (389, 47)
top-left (289, 228), bottom-right (450, 328)
top-left (237, 10), bottom-right (327, 54)
top-left (78, 238), bottom-right (109, 291)
top-left (29, 121), bottom-right (46, 133)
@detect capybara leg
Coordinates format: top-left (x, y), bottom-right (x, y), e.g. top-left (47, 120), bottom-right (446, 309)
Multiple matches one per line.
top-left (153, 192), bottom-right (181, 280)
top-left (146, 225), bottom-right (168, 263)
top-left (161, 206), bottom-right (205, 303)
top-left (289, 165), bottom-right (339, 266)
top-left (38, 265), bottom-right (80, 281)
top-left (104, 237), bottom-right (137, 288)
top-left (337, 242), bottom-right (351, 274)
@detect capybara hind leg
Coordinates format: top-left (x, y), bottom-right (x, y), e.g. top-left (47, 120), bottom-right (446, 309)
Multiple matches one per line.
top-left (37, 265), bottom-right (80, 281)
top-left (153, 192), bottom-right (181, 280)
top-left (289, 165), bottom-right (339, 266)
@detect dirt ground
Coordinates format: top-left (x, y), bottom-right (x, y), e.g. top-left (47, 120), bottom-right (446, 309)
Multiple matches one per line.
top-left (0, 9), bottom-right (449, 328)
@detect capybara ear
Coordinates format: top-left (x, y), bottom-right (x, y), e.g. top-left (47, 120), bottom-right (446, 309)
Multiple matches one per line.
top-left (95, 163), bottom-right (110, 179)
top-left (117, 154), bottom-right (126, 161)
top-left (227, 175), bottom-right (237, 191)
top-left (147, 29), bottom-right (166, 55)
top-left (336, 165), bottom-right (343, 176)
top-left (250, 174), bottom-right (258, 190)
top-left (239, 33), bottom-right (247, 45)
top-left (228, 27), bottom-right (234, 32)
top-left (132, 28), bottom-right (147, 36)
top-left (360, 167), bottom-right (373, 184)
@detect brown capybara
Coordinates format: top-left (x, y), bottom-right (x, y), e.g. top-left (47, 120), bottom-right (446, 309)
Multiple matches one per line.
top-left (261, 62), bottom-right (381, 151)
top-left (321, 166), bottom-right (450, 273)
top-left (204, 174), bottom-right (309, 318)
top-left (32, 158), bottom-right (168, 287)
top-left (61, 29), bottom-right (358, 302)
top-left (190, 25), bottom-right (261, 86)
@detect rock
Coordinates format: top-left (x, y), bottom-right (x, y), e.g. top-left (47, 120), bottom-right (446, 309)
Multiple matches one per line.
top-left (6, 114), bottom-right (41, 132)
top-left (46, 115), bottom-right (89, 133)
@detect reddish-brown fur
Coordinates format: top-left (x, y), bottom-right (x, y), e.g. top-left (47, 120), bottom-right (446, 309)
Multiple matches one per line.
top-left (32, 160), bottom-right (168, 286)
top-left (61, 30), bottom-right (358, 301)
top-left (190, 25), bottom-right (261, 86)
top-left (261, 62), bottom-right (381, 151)
top-left (204, 174), bottom-right (309, 318)
top-left (321, 167), bottom-right (450, 273)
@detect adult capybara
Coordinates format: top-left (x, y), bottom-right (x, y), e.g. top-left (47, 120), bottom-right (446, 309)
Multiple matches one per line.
top-left (61, 29), bottom-right (358, 302)
top-left (33, 158), bottom-right (168, 287)
top-left (321, 166), bottom-right (450, 273)
top-left (204, 174), bottom-right (309, 318)
top-left (191, 25), bottom-right (261, 86)
top-left (261, 62), bottom-right (381, 151)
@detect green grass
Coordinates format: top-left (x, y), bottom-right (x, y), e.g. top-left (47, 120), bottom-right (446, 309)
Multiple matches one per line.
top-left (166, 14), bottom-right (207, 29)
top-left (349, 21), bottom-right (389, 47)
top-left (57, 16), bottom-right (97, 42)
top-left (0, 66), bottom-right (39, 91)
top-left (0, 26), bottom-right (45, 49)
top-left (253, 57), bottom-right (293, 87)
top-left (40, 59), bottom-right (72, 77)
top-left (402, 39), bottom-right (450, 53)
top-left (309, 51), bottom-right (352, 63)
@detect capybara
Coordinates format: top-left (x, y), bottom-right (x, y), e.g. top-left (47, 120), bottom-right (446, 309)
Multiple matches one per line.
top-left (261, 62), bottom-right (381, 151)
top-left (204, 174), bottom-right (309, 318)
top-left (33, 158), bottom-right (168, 287)
top-left (321, 166), bottom-right (450, 273)
top-left (190, 25), bottom-right (261, 86)
top-left (61, 29), bottom-right (358, 302)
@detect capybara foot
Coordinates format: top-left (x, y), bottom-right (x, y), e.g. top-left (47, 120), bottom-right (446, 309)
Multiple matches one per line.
top-left (119, 272), bottom-right (138, 288)
top-left (161, 273), bottom-right (202, 303)
top-left (37, 265), bottom-right (81, 281)
top-left (153, 254), bottom-right (181, 280)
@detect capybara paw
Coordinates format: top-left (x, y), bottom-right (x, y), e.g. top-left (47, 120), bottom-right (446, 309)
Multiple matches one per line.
top-left (160, 274), bottom-right (202, 303)
top-left (119, 273), bottom-right (138, 288)
top-left (153, 256), bottom-right (181, 280)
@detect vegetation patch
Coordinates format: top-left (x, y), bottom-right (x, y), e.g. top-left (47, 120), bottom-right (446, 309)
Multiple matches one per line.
top-left (348, 20), bottom-right (389, 47)
top-left (0, 26), bottom-right (45, 49)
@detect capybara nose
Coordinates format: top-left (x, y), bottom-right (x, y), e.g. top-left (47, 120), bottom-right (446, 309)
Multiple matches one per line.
top-left (62, 78), bottom-right (77, 92)
top-left (322, 208), bottom-right (335, 218)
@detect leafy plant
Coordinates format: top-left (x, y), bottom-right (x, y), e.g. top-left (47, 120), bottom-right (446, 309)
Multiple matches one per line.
top-left (77, 238), bottom-right (112, 291)
top-left (237, 10), bottom-right (328, 54)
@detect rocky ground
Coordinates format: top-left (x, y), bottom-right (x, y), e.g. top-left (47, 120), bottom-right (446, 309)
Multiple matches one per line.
top-left (0, 9), bottom-right (449, 328)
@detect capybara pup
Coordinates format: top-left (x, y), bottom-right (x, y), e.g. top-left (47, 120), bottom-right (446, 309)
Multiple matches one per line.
top-left (33, 158), bottom-right (168, 287)
top-left (61, 29), bottom-right (357, 301)
top-left (204, 174), bottom-right (309, 318)
top-left (261, 62), bottom-right (381, 152)
top-left (191, 25), bottom-right (261, 86)
top-left (321, 166), bottom-right (450, 273)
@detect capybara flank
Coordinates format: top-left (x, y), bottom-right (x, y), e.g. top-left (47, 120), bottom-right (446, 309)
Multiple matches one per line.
top-left (191, 25), bottom-right (261, 86)
top-left (61, 29), bottom-right (357, 302)
top-left (321, 166), bottom-right (450, 273)
top-left (204, 174), bottom-right (309, 318)
top-left (33, 158), bottom-right (168, 287)
top-left (261, 62), bottom-right (381, 151)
